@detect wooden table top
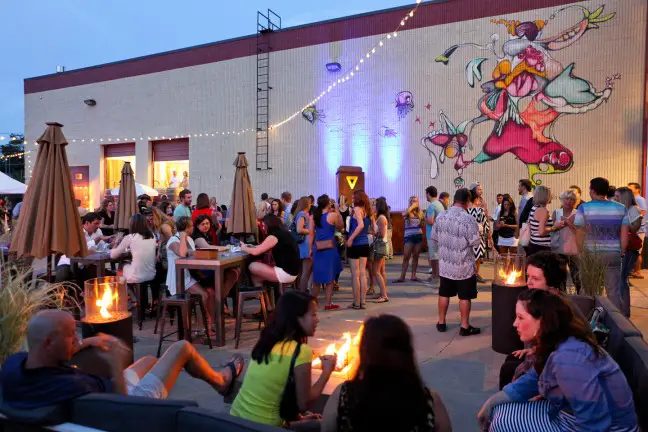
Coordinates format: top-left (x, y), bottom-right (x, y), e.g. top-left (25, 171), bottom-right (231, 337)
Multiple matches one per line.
top-left (175, 251), bottom-right (250, 269)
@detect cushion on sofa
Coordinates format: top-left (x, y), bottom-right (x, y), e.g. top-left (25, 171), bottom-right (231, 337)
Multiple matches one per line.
top-left (567, 294), bottom-right (594, 318)
top-left (72, 393), bottom-right (197, 432)
top-left (176, 407), bottom-right (284, 431)
top-left (615, 336), bottom-right (648, 432)
top-left (595, 296), bottom-right (643, 358)
top-left (0, 402), bottom-right (71, 427)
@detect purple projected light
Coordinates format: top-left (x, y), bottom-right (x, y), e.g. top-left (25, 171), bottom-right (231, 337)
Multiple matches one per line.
top-left (326, 62), bottom-right (342, 73)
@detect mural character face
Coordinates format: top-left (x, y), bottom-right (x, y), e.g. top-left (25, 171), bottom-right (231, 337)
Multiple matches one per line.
top-left (395, 91), bottom-right (414, 119)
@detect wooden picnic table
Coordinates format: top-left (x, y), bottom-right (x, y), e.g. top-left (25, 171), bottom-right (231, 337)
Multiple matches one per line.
top-left (175, 250), bottom-right (251, 347)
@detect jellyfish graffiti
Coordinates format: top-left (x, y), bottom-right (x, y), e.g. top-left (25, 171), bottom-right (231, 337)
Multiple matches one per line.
top-left (395, 91), bottom-right (414, 120)
top-left (434, 4), bottom-right (617, 185)
top-left (379, 126), bottom-right (398, 138)
top-left (421, 111), bottom-right (471, 188)
top-left (302, 106), bottom-right (326, 124)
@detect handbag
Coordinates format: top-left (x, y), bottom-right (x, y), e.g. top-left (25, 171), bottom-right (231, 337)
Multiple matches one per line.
top-left (315, 239), bottom-right (334, 251)
top-left (279, 343), bottom-right (302, 422)
top-left (628, 232), bottom-right (643, 251)
top-left (373, 238), bottom-right (387, 258)
top-left (289, 220), bottom-right (306, 244)
top-left (518, 222), bottom-right (531, 247)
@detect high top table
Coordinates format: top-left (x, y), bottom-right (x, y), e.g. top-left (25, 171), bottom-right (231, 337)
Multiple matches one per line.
top-left (174, 250), bottom-right (250, 347)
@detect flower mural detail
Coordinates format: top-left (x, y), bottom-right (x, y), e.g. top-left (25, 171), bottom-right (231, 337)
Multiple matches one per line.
top-left (395, 91), bottom-right (414, 120)
top-left (421, 111), bottom-right (471, 187)
top-left (379, 126), bottom-right (398, 138)
top-left (435, 4), bottom-right (616, 185)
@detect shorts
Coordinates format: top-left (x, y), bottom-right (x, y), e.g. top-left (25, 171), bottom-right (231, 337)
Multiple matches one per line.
top-left (404, 234), bottom-right (424, 245)
top-left (347, 245), bottom-right (370, 259)
top-left (640, 233), bottom-right (646, 252)
top-left (274, 266), bottom-right (298, 283)
top-left (124, 369), bottom-right (168, 399)
top-left (498, 236), bottom-right (519, 247)
top-left (427, 239), bottom-right (438, 260)
top-left (439, 275), bottom-right (477, 300)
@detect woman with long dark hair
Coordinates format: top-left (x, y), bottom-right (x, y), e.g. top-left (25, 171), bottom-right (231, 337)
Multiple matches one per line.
top-left (479, 289), bottom-right (637, 431)
top-left (346, 190), bottom-right (372, 309)
top-left (394, 196), bottom-right (424, 283)
top-left (293, 197), bottom-right (314, 293)
top-left (312, 194), bottom-right (344, 310)
top-left (271, 198), bottom-right (285, 219)
top-left (191, 192), bottom-right (221, 244)
top-left (231, 292), bottom-right (337, 427)
top-left (372, 198), bottom-right (389, 302)
top-left (98, 199), bottom-right (116, 236)
top-left (241, 214), bottom-right (301, 287)
top-left (322, 315), bottom-right (452, 432)
top-left (494, 194), bottom-right (518, 254)
top-left (110, 213), bottom-right (156, 283)
top-left (159, 201), bottom-right (175, 218)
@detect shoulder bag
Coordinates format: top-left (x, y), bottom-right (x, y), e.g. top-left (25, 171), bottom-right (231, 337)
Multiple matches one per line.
top-left (280, 343), bottom-right (302, 422)
top-left (289, 218), bottom-right (306, 244)
top-left (518, 222), bottom-right (531, 247)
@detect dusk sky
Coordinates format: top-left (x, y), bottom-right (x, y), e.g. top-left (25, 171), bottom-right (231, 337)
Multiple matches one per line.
top-left (1, 0), bottom-right (415, 139)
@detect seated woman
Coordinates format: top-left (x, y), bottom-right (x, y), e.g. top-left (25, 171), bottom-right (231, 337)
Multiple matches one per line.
top-left (499, 251), bottom-right (586, 389)
top-left (110, 214), bottom-right (157, 284)
top-left (480, 289), bottom-right (638, 432)
top-left (191, 214), bottom-right (239, 313)
top-left (166, 216), bottom-right (216, 329)
top-left (231, 291), bottom-right (337, 428)
top-left (191, 192), bottom-right (221, 244)
top-left (241, 214), bottom-right (300, 288)
top-left (322, 314), bottom-right (452, 432)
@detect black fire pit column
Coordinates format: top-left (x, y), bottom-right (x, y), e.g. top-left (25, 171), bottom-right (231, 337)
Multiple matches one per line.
top-left (491, 254), bottom-right (528, 355)
top-left (80, 277), bottom-right (135, 364)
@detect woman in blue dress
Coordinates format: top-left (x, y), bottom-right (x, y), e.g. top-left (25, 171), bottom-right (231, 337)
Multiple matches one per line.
top-left (311, 194), bottom-right (343, 311)
top-left (292, 196), bottom-right (313, 292)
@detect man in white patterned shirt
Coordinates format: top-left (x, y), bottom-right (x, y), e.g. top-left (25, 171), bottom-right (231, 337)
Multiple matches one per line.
top-left (430, 188), bottom-right (481, 336)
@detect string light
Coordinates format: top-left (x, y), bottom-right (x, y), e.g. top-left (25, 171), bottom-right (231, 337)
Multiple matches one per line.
top-left (0, 150), bottom-right (31, 161)
top-left (64, 128), bottom-right (254, 143)
top-left (269, 2), bottom-right (422, 130)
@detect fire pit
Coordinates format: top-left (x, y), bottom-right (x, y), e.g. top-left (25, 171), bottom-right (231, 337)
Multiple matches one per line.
top-left (312, 324), bottom-right (363, 383)
top-left (491, 254), bottom-right (528, 355)
top-left (81, 277), bottom-right (134, 364)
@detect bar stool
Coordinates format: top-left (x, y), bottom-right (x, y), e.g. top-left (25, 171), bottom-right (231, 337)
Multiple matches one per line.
top-left (128, 280), bottom-right (154, 331)
top-left (156, 293), bottom-right (212, 357)
top-left (234, 287), bottom-right (269, 349)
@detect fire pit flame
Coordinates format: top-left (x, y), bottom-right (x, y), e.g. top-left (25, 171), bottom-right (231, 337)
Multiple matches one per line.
top-left (96, 284), bottom-right (119, 319)
top-left (312, 325), bottom-right (363, 375)
top-left (498, 269), bottom-right (523, 286)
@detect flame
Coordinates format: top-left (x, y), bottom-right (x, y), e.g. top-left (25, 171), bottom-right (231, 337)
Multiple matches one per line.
top-left (312, 325), bottom-right (363, 373)
top-left (498, 268), bottom-right (523, 285)
top-left (96, 284), bottom-right (119, 319)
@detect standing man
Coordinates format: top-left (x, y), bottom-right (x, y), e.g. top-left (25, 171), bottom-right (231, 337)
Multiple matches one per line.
top-left (517, 179), bottom-right (534, 226)
top-left (574, 177), bottom-right (629, 312)
top-left (628, 182), bottom-right (646, 278)
top-left (256, 193), bottom-right (269, 219)
top-left (430, 188), bottom-right (481, 336)
top-left (173, 189), bottom-right (192, 221)
top-left (425, 186), bottom-right (445, 281)
top-left (438, 192), bottom-right (450, 210)
top-left (281, 191), bottom-right (293, 226)
top-left (168, 171), bottom-right (180, 189)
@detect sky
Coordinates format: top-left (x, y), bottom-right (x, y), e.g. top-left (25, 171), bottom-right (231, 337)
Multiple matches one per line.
top-left (0, 0), bottom-right (415, 140)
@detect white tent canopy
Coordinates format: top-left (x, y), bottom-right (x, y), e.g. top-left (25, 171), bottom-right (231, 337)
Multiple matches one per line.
top-left (0, 171), bottom-right (27, 194)
top-left (110, 182), bottom-right (159, 197)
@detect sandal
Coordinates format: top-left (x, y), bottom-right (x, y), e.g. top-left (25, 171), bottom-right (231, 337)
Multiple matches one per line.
top-left (360, 303), bottom-right (367, 309)
top-left (374, 296), bottom-right (389, 303)
top-left (410, 277), bottom-right (423, 282)
top-left (219, 354), bottom-right (245, 396)
top-left (392, 279), bottom-right (405, 283)
top-left (366, 288), bottom-right (375, 295)
top-left (348, 303), bottom-right (361, 310)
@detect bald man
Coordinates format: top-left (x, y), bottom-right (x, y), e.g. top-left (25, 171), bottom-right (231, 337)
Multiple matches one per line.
top-left (1, 310), bottom-right (243, 409)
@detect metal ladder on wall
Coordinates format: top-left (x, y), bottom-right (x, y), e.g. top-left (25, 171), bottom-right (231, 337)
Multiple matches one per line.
top-left (255, 9), bottom-right (281, 171)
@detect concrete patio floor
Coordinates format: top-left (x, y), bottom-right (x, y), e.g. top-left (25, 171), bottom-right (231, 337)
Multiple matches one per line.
top-left (53, 256), bottom-right (646, 432)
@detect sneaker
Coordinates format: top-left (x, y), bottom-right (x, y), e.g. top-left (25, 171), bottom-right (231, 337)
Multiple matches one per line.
top-left (459, 326), bottom-right (481, 336)
top-left (436, 322), bottom-right (447, 332)
top-left (475, 274), bottom-right (486, 283)
top-left (427, 268), bottom-right (434, 274)
top-left (324, 304), bottom-right (340, 311)
top-left (630, 272), bottom-right (644, 279)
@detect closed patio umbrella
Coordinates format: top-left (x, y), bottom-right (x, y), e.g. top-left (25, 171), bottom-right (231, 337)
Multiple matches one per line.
top-left (11, 122), bottom-right (88, 264)
top-left (113, 162), bottom-right (138, 230)
top-left (226, 152), bottom-right (257, 238)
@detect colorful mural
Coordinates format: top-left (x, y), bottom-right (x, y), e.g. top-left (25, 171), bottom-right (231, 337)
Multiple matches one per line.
top-left (379, 126), bottom-right (398, 138)
top-left (302, 106), bottom-right (326, 124)
top-left (395, 91), bottom-right (414, 119)
top-left (433, 4), bottom-right (617, 185)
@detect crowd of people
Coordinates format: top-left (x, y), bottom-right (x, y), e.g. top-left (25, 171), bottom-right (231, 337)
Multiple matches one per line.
top-left (1, 175), bottom-right (644, 431)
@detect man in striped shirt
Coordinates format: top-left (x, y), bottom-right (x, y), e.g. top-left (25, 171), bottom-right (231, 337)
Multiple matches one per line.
top-left (574, 177), bottom-right (629, 311)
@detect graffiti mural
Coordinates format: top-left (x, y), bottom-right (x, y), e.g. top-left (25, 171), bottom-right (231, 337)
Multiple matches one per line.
top-left (434, 4), bottom-right (617, 185)
top-left (395, 91), bottom-right (414, 119)
top-left (302, 106), bottom-right (326, 124)
top-left (379, 126), bottom-right (398, 138)
top-left (422, 111), bottom-right (470, 187)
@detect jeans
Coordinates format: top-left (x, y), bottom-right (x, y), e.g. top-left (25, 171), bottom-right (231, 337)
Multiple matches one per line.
top-left (620, 251), bottom-right (639, 317)
top-left (600, 252), bottom-right (623, 316)
top-left (559, 254), bottom-right (581, 294)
